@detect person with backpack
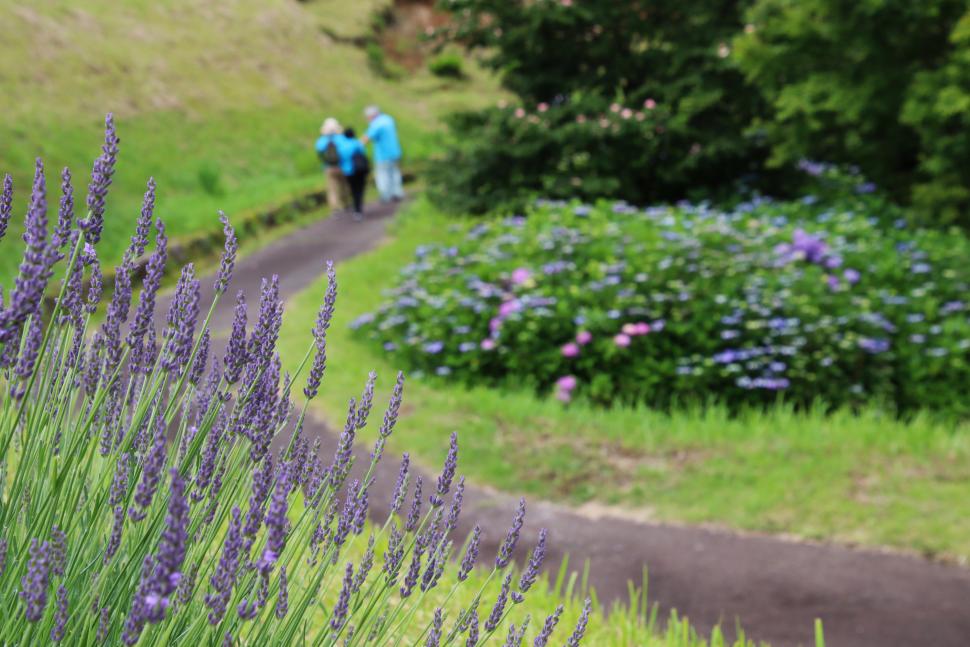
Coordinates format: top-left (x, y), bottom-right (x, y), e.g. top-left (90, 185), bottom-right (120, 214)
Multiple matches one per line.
top-left (361, 105), bottom-right (405, 203)
top-left (342, 127), bottom-right (370, 219)
top-left (315, 118), bottom-right (350, 212)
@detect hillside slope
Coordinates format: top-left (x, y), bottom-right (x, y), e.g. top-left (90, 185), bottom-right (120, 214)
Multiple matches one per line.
top-left (0, 0), bottom-right (495, 277)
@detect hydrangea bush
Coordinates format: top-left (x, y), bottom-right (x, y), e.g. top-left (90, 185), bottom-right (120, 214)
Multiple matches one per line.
top-left (0, 116), bottom-right (590, 645)
top-left (355, 186), bottom-right (970, 415)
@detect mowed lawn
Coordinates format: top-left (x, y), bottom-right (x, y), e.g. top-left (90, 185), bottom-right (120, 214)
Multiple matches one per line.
top-left (0, 0), bottom-right (498, 279)
top-left (279, 201), bottom-right (970, 562)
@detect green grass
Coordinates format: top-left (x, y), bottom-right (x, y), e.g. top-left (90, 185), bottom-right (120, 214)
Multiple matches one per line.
top-left (280, 199), bottom-right (970, 562)
top-left (0, 0), bottom-right (499, 278)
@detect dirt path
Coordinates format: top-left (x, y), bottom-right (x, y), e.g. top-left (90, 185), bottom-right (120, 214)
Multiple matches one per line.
top-left (162, 202), bottom-right (970, 647)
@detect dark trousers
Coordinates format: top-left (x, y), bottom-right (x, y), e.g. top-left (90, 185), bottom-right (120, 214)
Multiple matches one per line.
top-left (347, 171), bottom-right (368, 214)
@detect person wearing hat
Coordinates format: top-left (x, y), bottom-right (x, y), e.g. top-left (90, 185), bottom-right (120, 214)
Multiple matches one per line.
top-left (315, 117), bottom-right (351, 212)
top-left (361, 105), bottom-right (404, 203)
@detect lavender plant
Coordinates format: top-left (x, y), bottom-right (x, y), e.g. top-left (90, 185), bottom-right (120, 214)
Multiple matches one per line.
top-left (0, 116), bottom-right (587, 645)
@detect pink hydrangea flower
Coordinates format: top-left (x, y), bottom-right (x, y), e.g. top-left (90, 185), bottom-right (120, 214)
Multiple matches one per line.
top-left (644, 98), bottom-right (657, 110)
top-left (621, 108), bottom-right (633, 119)
top-left (537, 103), bottom-right (549, 113)
top-left (561, 342), bottom-right (580, 358)
top-left (480, 339), bottom-right (496, 351)
top-left (489, 317), bottom-right (502, 332)
top-left (555, 389), bottom-right (572, 403)
top-left (556, 375), bottom-right (577, 391)
top-left (498, 300), bottom-right (520, 317)
top-left (614, 333), bottom-right (631, 348)
top-left (622, 323), bottom-right (638, 335)
top-left (575, 330), bottom-right (592, 345)
top-left (634, 322), bottom-right (651, 335)
top-left (514, 108), bottom-right (526, 118)
top-left (510, 268), bottom-right (531, 285)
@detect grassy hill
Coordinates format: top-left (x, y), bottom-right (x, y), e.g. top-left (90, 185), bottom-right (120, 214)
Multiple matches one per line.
top-left (0, 0), bottom-right (497, 278)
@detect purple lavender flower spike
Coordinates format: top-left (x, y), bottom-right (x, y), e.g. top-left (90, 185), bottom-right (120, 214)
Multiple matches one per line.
top-left (50, 585), bottom-right (68, 642)
top-left (82, 113), bottom-right (120, 245)
top-left (352, 535), bottom-right (375, 594)
top-left (432, 432), bottom-right (458, 507)
top-left (405, 475), bottom-right (423, 533)
top-left (243, 457), bottom-right (273, 537)
top-left (154, 470), bottom-right (189, 602)
top-left (224, 291), bottom-right (248, 384)
top-left (496, 498), bottom-right (526, 568)
top-left (189, 329), bottom-right (210, 385)
top-left (0, 173), bottom-right (12, 241)
top-left (421, 543), bottom-right (447, 593)
top-left (532, 605), bottom-right (564, 647)
top-left (85, 251), bottom-right (102, 314)
top-left (103, 257), bottom-right (133, 366)
top-left (20, 538), bottom-right (52, 622)
top-left (223, 632), bottom-right (233, 647)
top-left (356, 370), bottom-right (377, 429)
top-left (245, 275), bottom-right (282, 380)
top-left (52, 167), bottom-right (74, 253)
top-left (353, 486), bottom-right (370, 535)
top-left (161, 264), bottom-right (200, 373)
top-left (382, 524), bottom-right (405, 583)
top-left (50, 525), bottom-right (67, 576)
top-left (330, 563), bottom-right (354, 632)
top-left (565, 598), bottom-right (592, 647)
top-left (425, 608), bottom-right (443, 647)
top-left (97, 606), bottom-right (110, 643)
top-left (275, 566), bottom-right (288, 619)
top-left (390, 453), bottom-right (410, 515)
top-left (458, 525), bottom-right (481, 581)
top-left (13, 315), bottom-right (43, 398)
top-left (465, 606), bottom-right (480, 646)
top-left (104, 505), bottom-right (125, 563)
top-left (484, 573), bottom-right (513, 632)
top-left (127, 218), bottom-right (167, 352)
top-left (503, 620), bottom-right (530, 647)
top-left (400, 547), bottom-right (422, 598)
top-left (130, 425), bottom-right (167, 521)
top-left (304, 263), bottom-right (336, 398)
top-left (517, 528), bottom-right (547, 594)
top-left (213, 211), bottom-right (237, 294)
top-left (327, 398), bottom-right (357, 490)
top-left (206, 506), bottom-right (243, 625)
top-left (334, 479), bottom-right (360, 548)
top-left (447, 477), bottom-right (465, 531)
top-left (0, 538), bottom-right (7, 578)
top-left (129, 178), bottom-right (155, 259)
top-left (4, 159), bottom-right (50, 343)
top-left (259, 463), bottom-right (291, 573)
top-left (371, 371), bottom-right (406, 463)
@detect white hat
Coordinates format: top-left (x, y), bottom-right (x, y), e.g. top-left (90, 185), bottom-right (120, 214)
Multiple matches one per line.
top-left (364, 105), bottom-right (380, 119)
top-left (321, 118), bottom-right (342, 135)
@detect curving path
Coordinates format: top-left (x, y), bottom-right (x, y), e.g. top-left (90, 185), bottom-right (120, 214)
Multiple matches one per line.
top-left (162, 201), bottom-right (970, 647)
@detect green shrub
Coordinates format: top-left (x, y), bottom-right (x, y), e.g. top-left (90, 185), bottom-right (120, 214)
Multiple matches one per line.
top-left (428, 52), bottom-right (465, 79)
top-left (734, 0), bottom-right (969, 226)
top-left (431, 0), bottom-right (773, 214)
top-left (197, 161), bottom-right (225, 196)
top-left (355, 176), bottom-right (970, 415)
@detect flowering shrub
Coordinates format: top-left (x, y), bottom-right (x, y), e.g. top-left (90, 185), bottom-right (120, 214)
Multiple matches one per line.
top-left (354, 192), bottom-right (970, 415)
top-left (0, 116), bottom-right (589, 645)
top-left (428, 0), bottom-right (771, 215)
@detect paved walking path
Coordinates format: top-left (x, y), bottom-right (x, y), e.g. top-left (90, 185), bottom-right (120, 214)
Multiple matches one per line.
top-left (161, 201), bottom-right (970, 647)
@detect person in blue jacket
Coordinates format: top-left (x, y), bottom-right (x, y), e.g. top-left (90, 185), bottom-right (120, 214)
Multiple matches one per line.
top-left (361, 105), bottom-right (405, 203)
top-left (315, 117), bottom-right (350, 212)
top-left (342, 127), bottom-right (370, 218)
